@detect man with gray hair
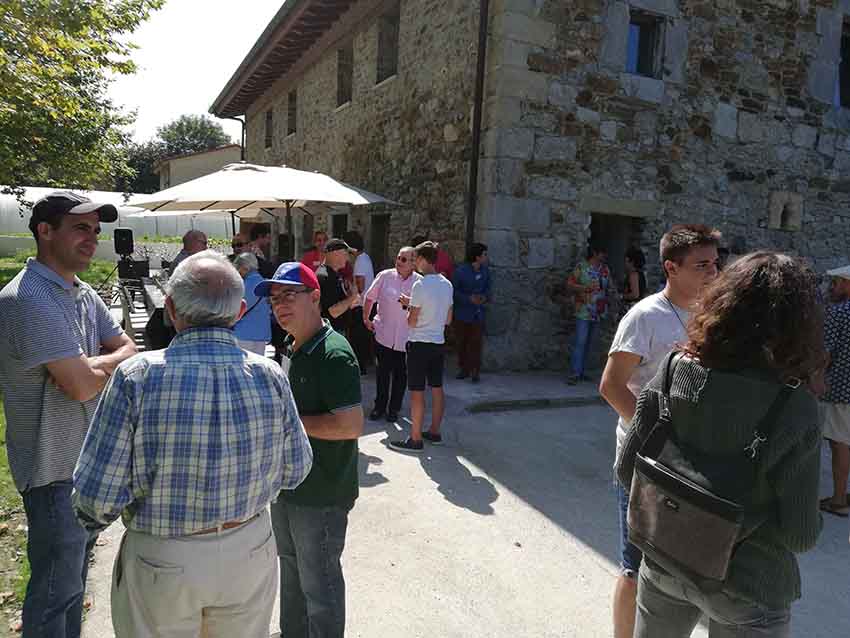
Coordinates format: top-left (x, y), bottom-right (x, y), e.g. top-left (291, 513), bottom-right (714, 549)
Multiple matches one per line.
top-left (169, 229), bottom-right (208, 272)
top-left (233, 252), bottom-right (272, 355)
top-left (73, 251), bottom-right (313, 638)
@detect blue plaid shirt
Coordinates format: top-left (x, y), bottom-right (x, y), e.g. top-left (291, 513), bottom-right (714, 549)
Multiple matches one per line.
top-left (73, 327), bottom-right (312, 537)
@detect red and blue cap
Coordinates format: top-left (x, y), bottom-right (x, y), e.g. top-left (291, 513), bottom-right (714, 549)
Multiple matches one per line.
top-left (254, 262), bottom-right (320, 297)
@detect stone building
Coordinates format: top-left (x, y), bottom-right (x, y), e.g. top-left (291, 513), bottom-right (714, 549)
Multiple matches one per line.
top-left (212, 0), bottom-right (850, 370)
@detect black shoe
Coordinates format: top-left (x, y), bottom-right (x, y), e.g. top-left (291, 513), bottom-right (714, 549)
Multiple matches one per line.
top-left (456, 370), bottom-right (468, 380)
top-left (388, 437), bottom-right (423, 453)
top-left (566, 375), bottom-right (579, 386)
top-left (385, 412), bottom-right (399, 423)
top-left (470, 374), bottom-right (480, 383)
top-left (369, 408), bottom-right (385, 421)
top-left (422, 431), bottom-right (443, 445)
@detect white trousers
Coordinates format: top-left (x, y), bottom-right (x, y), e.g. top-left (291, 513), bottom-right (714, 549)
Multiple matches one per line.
top-left (111, 510), bottom-right (277, 638)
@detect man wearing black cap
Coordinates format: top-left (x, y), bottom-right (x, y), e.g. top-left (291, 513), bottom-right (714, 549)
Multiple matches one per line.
top-left (0, 191), bottom-right (137, 638)
top-left (317, 237), bottom-right (359, 334)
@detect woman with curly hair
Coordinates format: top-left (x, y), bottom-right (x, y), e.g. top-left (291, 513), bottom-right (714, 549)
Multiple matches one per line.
top-left (617, 251), bottom-right (826, 637)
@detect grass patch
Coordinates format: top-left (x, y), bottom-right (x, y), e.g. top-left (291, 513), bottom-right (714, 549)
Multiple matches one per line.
top-left (0, 250), bottom-right (118, 291)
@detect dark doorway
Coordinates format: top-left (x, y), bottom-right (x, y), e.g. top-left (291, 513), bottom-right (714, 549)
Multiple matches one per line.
top-left (332, 214), bottom-right (348, 239)
top-left (369, 214), bottom-right (391, 271)
top-left (589, 213), bottom-right (644, 290)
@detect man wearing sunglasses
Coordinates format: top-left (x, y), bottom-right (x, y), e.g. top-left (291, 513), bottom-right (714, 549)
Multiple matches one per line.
top-left (363, 246), bottom-right (422, 422)
top-left (255, 262), bottom-right (364, 638)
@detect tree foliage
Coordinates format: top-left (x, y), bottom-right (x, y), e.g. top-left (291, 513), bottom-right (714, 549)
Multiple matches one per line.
top-left (0, 0), bottom-right (164, 197)
top-left (116, 139), bottom-right (164, 195)
top-left (156, 114), bottom-right (232, 158)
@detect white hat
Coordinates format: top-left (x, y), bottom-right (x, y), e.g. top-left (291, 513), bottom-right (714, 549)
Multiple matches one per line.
top-left (826, 265), bottom-right (850, 280)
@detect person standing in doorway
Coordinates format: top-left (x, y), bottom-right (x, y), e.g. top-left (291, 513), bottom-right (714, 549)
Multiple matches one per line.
top-left (363, 246), bottom-right (421, 422)
top-left (452, 242), bottom-right (490, 382)
top-left (345, 230), bottom-right (375, 374)
top-left (566, 241), bottom-right (611, 385)
top-left (0, 191), bottom-right (137, 638)
top-left (621, 246), bottom-right (647, 316)
top-left (255, 261), bottom-right (364, 638)
top-left (600, 224), bottom-right (721, 638)
top-left (819, 265), bottom-right (850, 517)
top-left (301, 231), bottom-right (328, 272)
top-left (389, 241), bottom-right (453, 452)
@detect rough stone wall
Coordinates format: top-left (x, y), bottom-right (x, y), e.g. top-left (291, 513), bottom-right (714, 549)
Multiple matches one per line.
top-left (479, 0), bottom-right (850, 371)
top-left (244, 0), bottom-right (478, 269)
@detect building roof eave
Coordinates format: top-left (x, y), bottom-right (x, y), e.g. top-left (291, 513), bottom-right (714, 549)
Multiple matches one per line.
top-left (210, 0), bottom-right (355, 119)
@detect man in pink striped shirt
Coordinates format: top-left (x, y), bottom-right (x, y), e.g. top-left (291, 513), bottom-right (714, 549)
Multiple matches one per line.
top-left (363, 246), bottom-right (422, 422)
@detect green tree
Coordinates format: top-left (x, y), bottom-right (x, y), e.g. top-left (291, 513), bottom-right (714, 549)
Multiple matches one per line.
top-left (0, 0), bottom-right (165, 198)
top-left (156, 114), bottom-right (232, 158)
top-left (116, 139), bottom-right (164, 195)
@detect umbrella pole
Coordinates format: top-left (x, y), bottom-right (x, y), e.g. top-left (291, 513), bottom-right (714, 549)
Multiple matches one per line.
top-left (230, 212), bottom-right (236, 236)
top-left (286, 201), bottom-right (294, 261)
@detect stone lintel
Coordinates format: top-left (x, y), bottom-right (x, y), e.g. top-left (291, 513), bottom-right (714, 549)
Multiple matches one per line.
top-left (578, 193), bottom-right (660, 218)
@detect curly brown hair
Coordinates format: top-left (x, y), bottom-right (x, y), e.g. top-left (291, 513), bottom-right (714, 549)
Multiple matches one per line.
top-left (684, 251), bottom-right (826, 380)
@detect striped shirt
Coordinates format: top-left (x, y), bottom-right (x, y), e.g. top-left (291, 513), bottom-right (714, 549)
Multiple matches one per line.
top-left (72, 327), bottom-right (313, 537)
top-left (0, 258), bottom-right (122, 491)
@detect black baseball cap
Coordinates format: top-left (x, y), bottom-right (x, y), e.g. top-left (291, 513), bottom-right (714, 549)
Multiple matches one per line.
top-left (29, 191), bottom-right (118, 232)
top-left (324, 238), bottom-right (353, 253)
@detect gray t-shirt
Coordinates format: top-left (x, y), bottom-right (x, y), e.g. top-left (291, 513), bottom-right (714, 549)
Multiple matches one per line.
top-left (608, 292), bottom-right (690, 465)
top-left (0, 259), bottom-right (122, 491)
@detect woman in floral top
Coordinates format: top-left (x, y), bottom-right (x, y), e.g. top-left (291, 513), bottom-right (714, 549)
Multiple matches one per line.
top-left (566, 242), bottom-right (610, 385)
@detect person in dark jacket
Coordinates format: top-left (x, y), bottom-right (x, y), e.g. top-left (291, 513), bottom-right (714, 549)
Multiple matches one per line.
top-left (452, 243), bottom-right (490, 382)
top-left (617, 252), bottom-right (825, 638)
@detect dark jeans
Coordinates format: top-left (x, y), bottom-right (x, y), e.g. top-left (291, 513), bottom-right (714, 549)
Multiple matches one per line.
top-left (21, 481), bottom-right (96, 638)
top-left (570, 318), bottom-right (599, 377)
top-left (636, 562), bottom-right (791, 637)
top-left (374, 341), bottom-right (407, 415)
top-left (454, 319), bottom-right (484, 375)
top-left (348, 314), bottom-right (373, 372)
top-left (270, 499), bottom-right (350, 638)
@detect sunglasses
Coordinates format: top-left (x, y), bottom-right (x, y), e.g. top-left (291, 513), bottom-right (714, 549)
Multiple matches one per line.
top-left (270, 287), bottom-right (312, 301)
top-left (396, 256), bottom-right (411, 263)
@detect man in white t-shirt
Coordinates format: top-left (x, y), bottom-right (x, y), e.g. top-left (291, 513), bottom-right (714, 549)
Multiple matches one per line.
top-left (389, 241), bottom-right (453, 453)
top-left (345, 231), bottom-right (375, 373)
top-left (600, 224), bottom-right (721, 638)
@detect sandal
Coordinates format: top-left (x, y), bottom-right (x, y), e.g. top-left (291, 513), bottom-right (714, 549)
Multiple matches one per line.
top-left (819, 497), bottom-right (850, 517)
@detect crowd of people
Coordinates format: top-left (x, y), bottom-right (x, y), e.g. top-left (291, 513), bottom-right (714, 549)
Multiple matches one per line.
top-left (0, 191), bottom-right (847, 638)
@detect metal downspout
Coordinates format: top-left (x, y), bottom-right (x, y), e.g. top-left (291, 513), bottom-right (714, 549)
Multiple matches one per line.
top-left (224, 116), bottom-right (247, 160)
top-left (465, 0), bottom-right (490, 251)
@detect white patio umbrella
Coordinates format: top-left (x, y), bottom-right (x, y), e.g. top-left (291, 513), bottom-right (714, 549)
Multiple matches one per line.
top-left (126, 162), bottom-right (399, 257)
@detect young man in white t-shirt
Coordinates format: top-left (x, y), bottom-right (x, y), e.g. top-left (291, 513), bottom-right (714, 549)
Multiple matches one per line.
top-left (600, 224), bottom-right (721, 638)
top-left (389, 241), bottom-right (453, 453)
top-left (346, 231), bottom-right (375, 373)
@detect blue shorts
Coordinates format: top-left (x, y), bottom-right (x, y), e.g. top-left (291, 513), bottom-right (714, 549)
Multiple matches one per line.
top-left (617, 482), bottom-right (643, 579)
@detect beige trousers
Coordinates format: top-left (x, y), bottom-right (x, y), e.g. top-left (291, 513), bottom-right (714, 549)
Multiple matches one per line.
top-left (111, 510), bottom-right (277, 638)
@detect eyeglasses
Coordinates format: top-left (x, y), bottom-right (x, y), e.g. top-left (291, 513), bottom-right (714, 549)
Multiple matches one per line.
top-left (396, 256), bottom-right (410, 263)
top-left (270, 287), bottom-right (312, 302)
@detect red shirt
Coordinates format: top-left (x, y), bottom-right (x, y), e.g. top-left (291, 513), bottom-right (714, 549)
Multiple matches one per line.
top-left (300, 250), bottom-right (353, 283)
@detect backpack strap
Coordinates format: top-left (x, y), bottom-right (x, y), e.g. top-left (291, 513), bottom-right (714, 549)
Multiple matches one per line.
top-left (743, 379), bottom-right (797, 460)
top-left (659, 350), bottom-right (686, 421)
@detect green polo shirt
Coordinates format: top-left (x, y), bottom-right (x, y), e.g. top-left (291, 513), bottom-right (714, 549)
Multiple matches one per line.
top-left (284, 321), bottom-right (361, 507)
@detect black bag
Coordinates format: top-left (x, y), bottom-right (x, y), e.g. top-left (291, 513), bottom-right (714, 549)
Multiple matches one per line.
top-left (627, 352), bottom-right (795, 591)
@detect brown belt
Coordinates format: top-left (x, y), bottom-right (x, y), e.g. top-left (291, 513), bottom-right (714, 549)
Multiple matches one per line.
top-left (190, 513), bottom-right (260, 536)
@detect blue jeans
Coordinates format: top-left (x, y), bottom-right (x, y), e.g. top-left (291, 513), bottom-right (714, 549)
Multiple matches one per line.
top-left (270, 500), bottom-right (350, 638)
top-left (636, 562), bottom-right (791, 637)
top-left (21, 481), bottom-right (96, 638)
top-left (617, 482), bottom-right (643, 578)
top-left (570, 318), bottom-right (599, 377)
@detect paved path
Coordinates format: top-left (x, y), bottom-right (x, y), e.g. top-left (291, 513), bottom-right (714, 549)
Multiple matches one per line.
top-left (82, 372), bottom-right (849, 638)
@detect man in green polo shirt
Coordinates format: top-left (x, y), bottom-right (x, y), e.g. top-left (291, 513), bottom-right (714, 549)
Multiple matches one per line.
top-left (255, 261), bottom-right (363, 638)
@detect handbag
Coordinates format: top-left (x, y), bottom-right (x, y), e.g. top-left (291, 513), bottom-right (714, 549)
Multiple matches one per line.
top-left (627, 351), bottom-right (795, 591)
